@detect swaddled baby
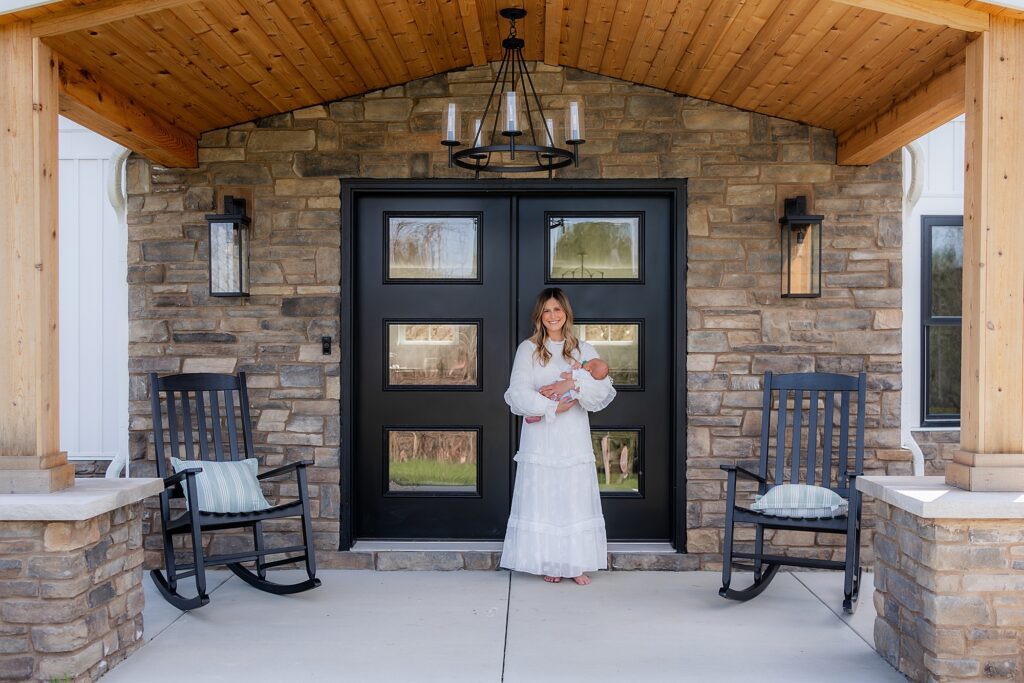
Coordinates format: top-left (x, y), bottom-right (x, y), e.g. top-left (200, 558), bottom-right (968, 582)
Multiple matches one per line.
top-left (524, 358), bottom-right (610, 423)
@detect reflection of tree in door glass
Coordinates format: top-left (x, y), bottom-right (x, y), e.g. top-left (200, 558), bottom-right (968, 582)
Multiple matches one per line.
top-left (591, 430), bottom-right (640, 493)
top-left (388, 217), bottom-right (478, 279)
top-left (388, 324), bottom-right (478, 386)
top-left (549, 216), bottom-right (640, 279)
top-left (388, 430), bottom-right (477, 492)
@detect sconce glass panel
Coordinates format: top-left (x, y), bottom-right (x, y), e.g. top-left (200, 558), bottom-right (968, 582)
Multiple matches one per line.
top-left (209, 221), bottom-right (248, 296)
top-left (781, 221), bottom-right (821, 298)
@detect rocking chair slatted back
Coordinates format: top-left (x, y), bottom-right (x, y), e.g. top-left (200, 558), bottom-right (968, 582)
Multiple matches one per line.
top-left (759, 372), bottom-right (867, 497)
top-left (150, 372), bottom-right (255, 480)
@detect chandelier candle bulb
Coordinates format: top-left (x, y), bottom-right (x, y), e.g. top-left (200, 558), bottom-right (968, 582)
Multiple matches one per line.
top-left (505, 91), bottom-right (519, 134)
top-left (473, 118), bottom-right (483, 145)
top-left (444, 102), bottom-right (460, 144)
top-left (545, 118), bottom-right (555, 146)
top-left (566, 101), bottom-right (584, 142)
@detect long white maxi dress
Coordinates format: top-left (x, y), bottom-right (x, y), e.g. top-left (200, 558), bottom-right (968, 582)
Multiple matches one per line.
top-left (499, 338), bottom-right (616, 577)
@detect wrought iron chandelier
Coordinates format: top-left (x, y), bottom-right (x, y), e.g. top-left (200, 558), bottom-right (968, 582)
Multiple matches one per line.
top-left (442, 7), bottom-right (585, 177)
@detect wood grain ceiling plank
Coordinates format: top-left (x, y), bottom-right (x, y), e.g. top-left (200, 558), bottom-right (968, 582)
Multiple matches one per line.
top-left (728, 0), bottom-right (843, 111)
top-left (170, 3), bottom-right (290, 113)
top-left (344, 0), bottom-right (414, 82)
top-left (376, 0), bottom-right (438, 77)
top-left (523, 0), bottom-right (546, 61)
top-left (434, 0), bottom-right (474, 66)
top-left (30, 0), bottom-right (195, 37)
top-left (474, 0), bottom-right (504, 59)
top-left (58, 54), bottom-right (197, 167)
top-left (645, 0), bottom-right (713, 90)
top-left (544, 0), bottom-right (565, 65)
top-left (598, 0), bottom-right (648, 79)
top-left (202, 0), bottom-right (322, 108)
top-left (275, 0), bottom-right (366, 95)
top-left (620, 0), bottom-right (676, 84)
top-left (457, 0), bottom-right (488, 65)
top-left (408, 0), bottom-right (459, 73)
top-left (560, 0), bottom-right (587, 67)
top-left (136, 8), bottom-right (272, 121)
top-left (778, 13), bottom-right (917, 123)
top-left (814, 26), bottom-right (968, 132)
top-left (306, 0), bottom-right (390, 91)
top-left (236, 0), bottom-right (339, 102)
top-left (45, 26), bottom-right (217, 132)
top-left (708, 0), bottom-right (813, 103)
top-left (667, 0), bottom-right (749, 95)
top-left (744, 4), bottom-right (871, 115)
top-left (575, 0), bottom-right (615, 72)
top-left (687, 0), bottom-right (778, 100)
top-left (832, 0), bottom-right (988, 32)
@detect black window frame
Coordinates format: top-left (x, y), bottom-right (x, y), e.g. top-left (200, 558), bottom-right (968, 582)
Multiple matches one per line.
top-left (921, 215), bottom-right (963, 428)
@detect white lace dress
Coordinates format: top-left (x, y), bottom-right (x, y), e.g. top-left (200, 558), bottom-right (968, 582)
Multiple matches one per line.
top-left (499, 339), bottom-right (616, 577)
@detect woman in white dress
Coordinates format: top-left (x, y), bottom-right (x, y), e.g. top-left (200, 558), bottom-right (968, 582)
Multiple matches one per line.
top-left (499, 288), bottom-right (616, 585)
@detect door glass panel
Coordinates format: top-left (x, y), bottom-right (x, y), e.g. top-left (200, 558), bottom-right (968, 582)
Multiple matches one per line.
top-left (576, 322), bottom-right (640, 387)
top-left (548, 214), bottom-right (641, 281)
top-left (386, 429), bottom-right (479, 495)
top-left (927, 326), bottom-right (961, 417)
top-left (387, 322), bottom-right (479, 388)
top-left (387, 215), bottom-right (479, 280)
top-left (929, 224), bottom-right (963, 317)
top-left (592, 429), bottom-right (641, 496)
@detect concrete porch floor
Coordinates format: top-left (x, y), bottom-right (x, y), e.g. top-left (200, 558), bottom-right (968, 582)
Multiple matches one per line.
top-left (105, 570), bottom-right (898, 682)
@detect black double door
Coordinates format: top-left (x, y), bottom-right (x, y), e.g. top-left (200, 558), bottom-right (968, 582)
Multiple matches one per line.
top-left (353, 187), bottom-right (677, 542)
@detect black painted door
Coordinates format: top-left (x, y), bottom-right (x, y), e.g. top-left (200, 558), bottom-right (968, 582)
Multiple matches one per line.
top-left (354, 193), bottom-right (513, 539)
top-left (517, 194), bottom-right (673, 540)
top-left (353, 188), bottom-right (675, 541)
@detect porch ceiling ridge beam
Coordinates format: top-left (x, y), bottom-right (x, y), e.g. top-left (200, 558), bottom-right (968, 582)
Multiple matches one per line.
top-left (57, 54), bottom-right (198, 168)
top-left (544, 0), bottom-right (564, 66)
top-left (836, 60), bottom-right (965, 166)
top-left (830, 0), bottom-right (990, 33)
top-left (458, 0), bottom-right (488, 66)
top-left (30, 0), bottom-right (195, 38)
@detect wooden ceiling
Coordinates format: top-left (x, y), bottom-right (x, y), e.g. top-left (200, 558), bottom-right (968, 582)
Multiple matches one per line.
top-left (2, 0), bottom-right (1017, 167)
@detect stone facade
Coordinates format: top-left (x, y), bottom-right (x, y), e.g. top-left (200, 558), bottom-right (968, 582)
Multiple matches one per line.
top-left (912, 429), bottom-right (961, 477)
top-left (873, 501), bottom-right (1024, 680)
top-left (0, 503), bottom-right (145, 681)
top-left (126, 63), bottom-right (907, 569)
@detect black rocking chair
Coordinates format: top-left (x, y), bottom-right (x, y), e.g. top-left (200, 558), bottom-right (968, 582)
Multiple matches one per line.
top-left (720, 371), bottom-right (866, 613)
top-left (149, 372), bottom-right (321, 610)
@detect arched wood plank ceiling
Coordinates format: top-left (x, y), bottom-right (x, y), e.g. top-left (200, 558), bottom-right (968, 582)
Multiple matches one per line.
top-left (3, 0), bottom-right (1018, 167)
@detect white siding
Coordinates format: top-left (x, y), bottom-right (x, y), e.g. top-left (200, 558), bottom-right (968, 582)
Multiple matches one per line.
top-left (58, 118), bottom-right (128, 463)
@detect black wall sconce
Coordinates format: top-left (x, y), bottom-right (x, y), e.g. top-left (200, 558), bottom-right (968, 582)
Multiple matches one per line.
top-left (206, 196), bottom-right (250, 297)
top-left (780, 196), bottom-right (823, 298)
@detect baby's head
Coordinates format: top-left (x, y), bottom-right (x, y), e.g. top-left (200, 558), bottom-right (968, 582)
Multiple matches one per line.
top-left (582, 358), bottom-right (609, 381)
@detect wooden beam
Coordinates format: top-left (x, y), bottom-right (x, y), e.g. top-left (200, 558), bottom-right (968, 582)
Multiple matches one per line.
top-left (0, 22), bottom-right (75, 492)
top-left (458, 0), bottom-right (487, 66)
top-left (836, 61), bottom-right (965, 165)
top-left (544, 0), bottom-right (564, 66)
top-left (57, 55), bottom-right (197, 168)
top-left (946, 19), bottom-right (1024, 491)
top-left (30, 0), bottom-right (195, 37)
top-left (831, 0), bottom-right (990, 33)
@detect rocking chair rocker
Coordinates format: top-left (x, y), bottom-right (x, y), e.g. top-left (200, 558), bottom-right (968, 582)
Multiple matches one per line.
top-left (149, 372), bottom-right (321, 610)
top-left (720, 371), bottom-right (866, 613)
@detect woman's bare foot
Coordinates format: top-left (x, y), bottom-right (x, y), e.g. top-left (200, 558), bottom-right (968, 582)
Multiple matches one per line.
top-left (543, 575), bottom-right (562, 583)
top-left (571, 574), bottom-right (591, 585)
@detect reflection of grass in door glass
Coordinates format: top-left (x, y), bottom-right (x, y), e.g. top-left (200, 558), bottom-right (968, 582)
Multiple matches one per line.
top-left (389, 459), bottom-right (476, 487)
top-left (598, 475), bottom-right (639, 492)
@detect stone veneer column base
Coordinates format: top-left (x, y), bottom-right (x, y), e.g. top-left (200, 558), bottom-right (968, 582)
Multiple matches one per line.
top-left (0, 478), bottom-right (162, 681)
top-left (860, 476), bottom-right (1024, 681)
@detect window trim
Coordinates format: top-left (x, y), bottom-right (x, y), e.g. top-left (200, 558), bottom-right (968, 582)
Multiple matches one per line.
top-left (920, 215), bottom-right (963, 428)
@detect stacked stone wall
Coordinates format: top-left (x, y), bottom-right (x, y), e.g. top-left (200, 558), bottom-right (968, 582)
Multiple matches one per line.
top-left (0, 503), bottom-right (145, 681)
top-left (126, 63), bottom-right (907, 569)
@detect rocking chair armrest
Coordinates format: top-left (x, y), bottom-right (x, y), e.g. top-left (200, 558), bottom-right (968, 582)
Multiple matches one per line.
top-left (257, 460), bottom-right (314, 481)
top-left (720, 464), bottom-right (766, 484)
top-left (163, 468), bottom-right (202, 489)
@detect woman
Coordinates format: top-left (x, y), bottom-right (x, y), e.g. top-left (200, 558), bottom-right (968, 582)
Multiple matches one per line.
top-left (499, 288), bottom-right (616, 585)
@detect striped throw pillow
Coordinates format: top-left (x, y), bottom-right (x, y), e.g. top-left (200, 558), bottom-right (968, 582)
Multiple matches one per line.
top-left (751, 483), bottom-right (848, 519)
top-left (171, 457), bottom-right (271, 514)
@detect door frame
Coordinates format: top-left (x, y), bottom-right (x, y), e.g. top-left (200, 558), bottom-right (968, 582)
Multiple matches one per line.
top-left (339, 179), bottom-right (688, 551)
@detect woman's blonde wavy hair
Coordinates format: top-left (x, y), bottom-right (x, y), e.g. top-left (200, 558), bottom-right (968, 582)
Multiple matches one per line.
top-left (529, 288), bottom-right (579, 366)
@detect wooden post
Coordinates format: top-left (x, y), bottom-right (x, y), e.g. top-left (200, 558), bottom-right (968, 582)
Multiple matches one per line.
top-left (946, 18), bottom-right (1024, 491)
top-left (0, 22), bottom-right (74, 493)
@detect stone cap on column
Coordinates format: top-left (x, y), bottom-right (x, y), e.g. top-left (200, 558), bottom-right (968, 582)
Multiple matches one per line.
top-left (0, 477), bottom-right (163, 521)
top-left (858, 475), bottom-right (1024, 519)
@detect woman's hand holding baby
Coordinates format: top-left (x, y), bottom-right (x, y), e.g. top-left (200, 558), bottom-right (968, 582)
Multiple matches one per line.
top-left (539, 378), bottom-right (574, 399)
